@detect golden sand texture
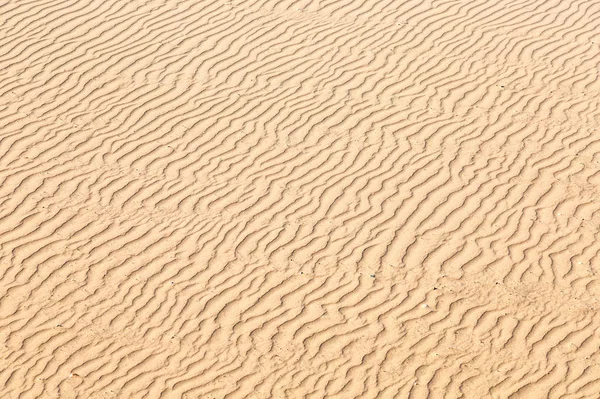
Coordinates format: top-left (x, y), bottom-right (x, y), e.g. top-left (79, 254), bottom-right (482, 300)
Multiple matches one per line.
top-left (1, 0), bottom-right (600, 397)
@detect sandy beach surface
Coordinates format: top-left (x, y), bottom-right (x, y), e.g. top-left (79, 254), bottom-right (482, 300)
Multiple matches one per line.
top-left (1, 0), bottom-right (600, 397)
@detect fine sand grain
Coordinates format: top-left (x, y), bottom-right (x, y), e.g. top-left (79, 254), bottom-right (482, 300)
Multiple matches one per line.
top-left (1, 0), bottom-right (600, 397)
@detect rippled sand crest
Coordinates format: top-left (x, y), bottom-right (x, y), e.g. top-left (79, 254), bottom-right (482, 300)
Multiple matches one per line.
top-left (1, 0), bottom-right (600, 397)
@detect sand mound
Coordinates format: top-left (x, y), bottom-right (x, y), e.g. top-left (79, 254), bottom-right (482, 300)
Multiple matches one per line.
top-left (1, 0), bottom-right (600, 397)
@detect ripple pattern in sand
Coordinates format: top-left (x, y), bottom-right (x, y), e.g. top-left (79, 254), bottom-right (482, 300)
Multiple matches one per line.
top-left (1, 0), bottom-right (600, 397)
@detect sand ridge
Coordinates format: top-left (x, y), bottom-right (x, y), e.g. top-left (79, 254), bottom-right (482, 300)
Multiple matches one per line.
top-left (1, 0), bottom-right (600, 397)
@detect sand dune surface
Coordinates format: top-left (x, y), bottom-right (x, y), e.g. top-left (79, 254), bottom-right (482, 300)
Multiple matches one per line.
top-left (1, 0), bottom-right (600, 397)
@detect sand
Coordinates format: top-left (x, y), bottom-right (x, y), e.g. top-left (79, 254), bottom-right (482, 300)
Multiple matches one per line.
top-left (0, 0), bottom-right (599, 397)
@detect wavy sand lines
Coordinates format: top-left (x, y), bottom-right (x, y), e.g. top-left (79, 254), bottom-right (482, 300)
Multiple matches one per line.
top-left (1, 0), bottom-right (600, 397)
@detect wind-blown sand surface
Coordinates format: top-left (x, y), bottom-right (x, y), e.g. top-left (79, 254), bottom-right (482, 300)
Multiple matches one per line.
top-left (0, 0), bottom-right (599, 397)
